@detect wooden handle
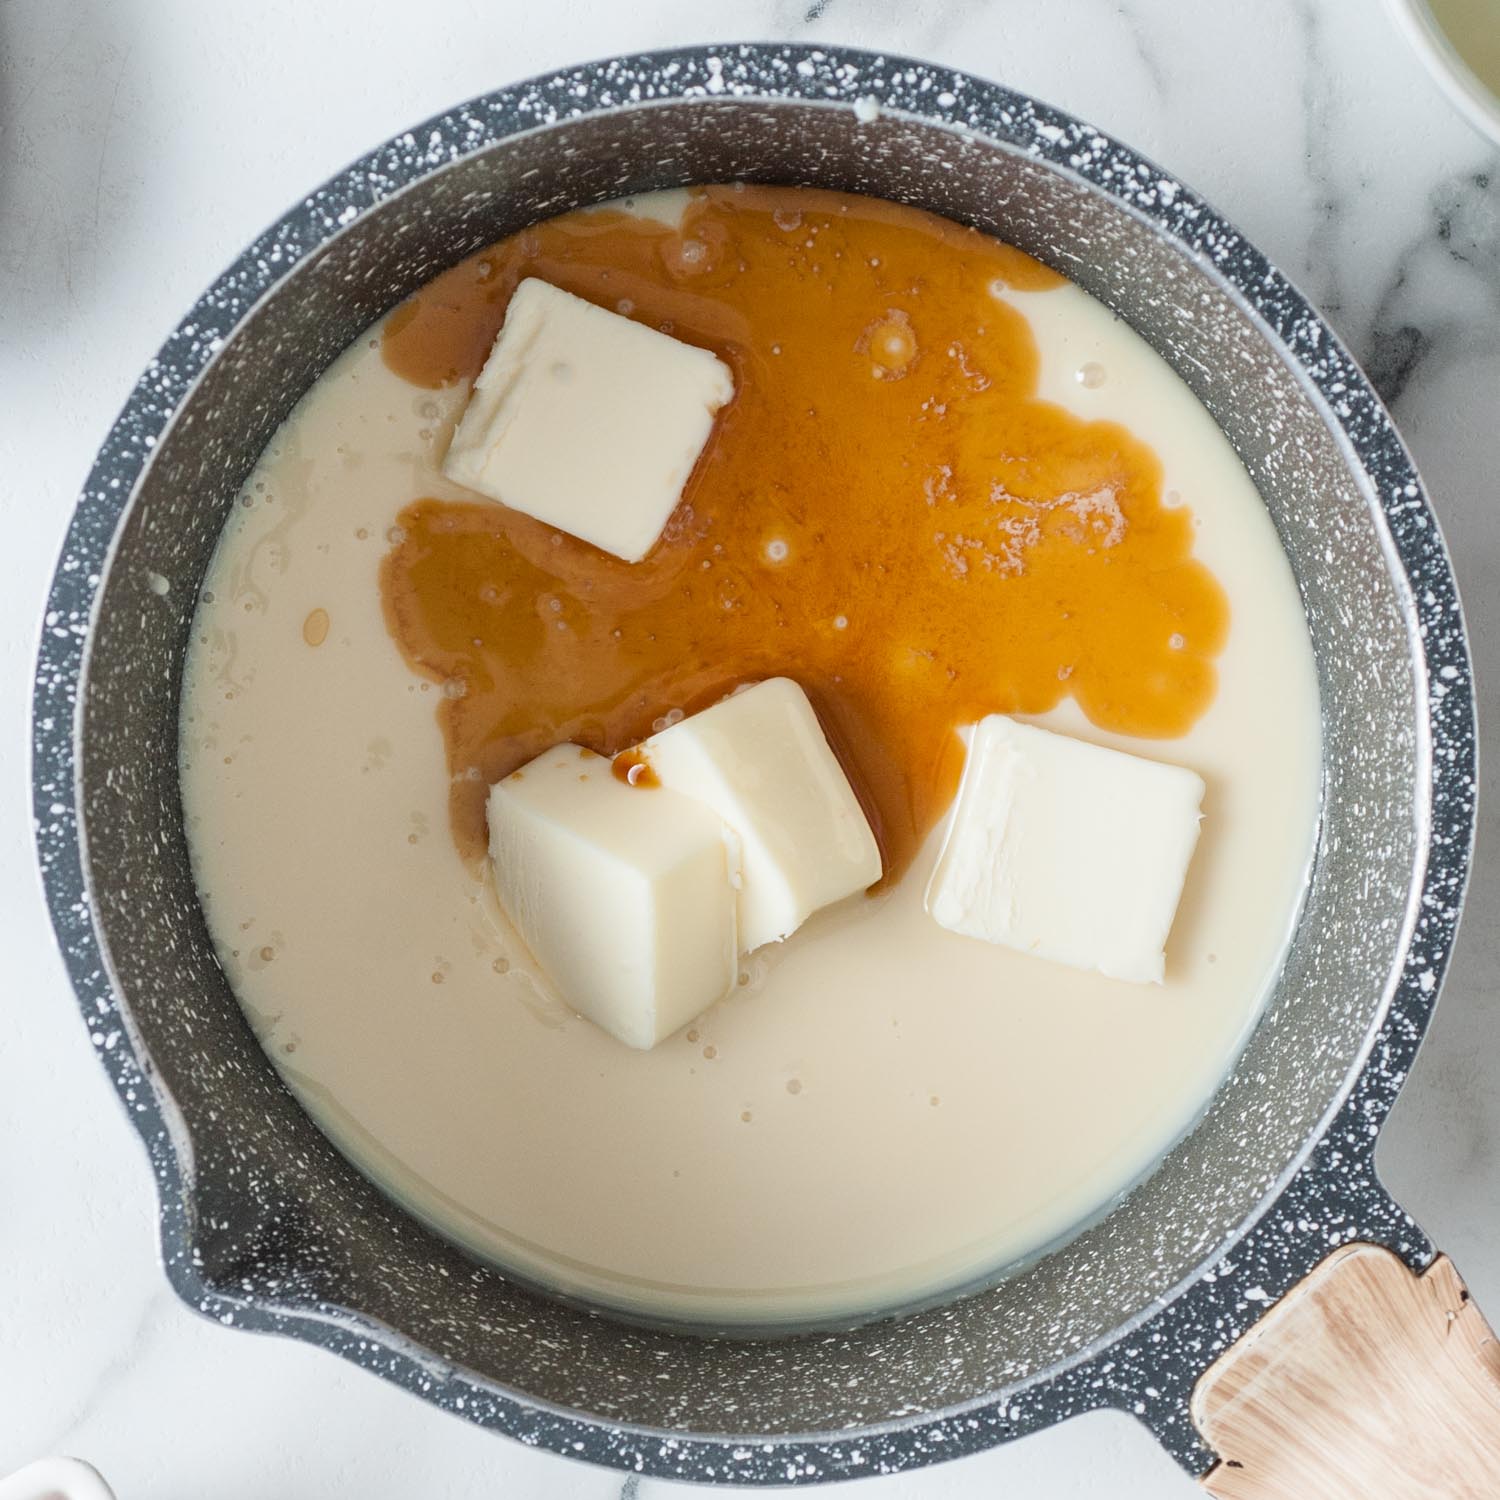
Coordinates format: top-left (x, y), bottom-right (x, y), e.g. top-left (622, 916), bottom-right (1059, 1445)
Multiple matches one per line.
top-left (1193, 1244), bottom-right (1500, 1497)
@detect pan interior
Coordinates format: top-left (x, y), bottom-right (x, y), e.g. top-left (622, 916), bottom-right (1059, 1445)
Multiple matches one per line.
top-left (77, 96), bottom-right (1419, 1436)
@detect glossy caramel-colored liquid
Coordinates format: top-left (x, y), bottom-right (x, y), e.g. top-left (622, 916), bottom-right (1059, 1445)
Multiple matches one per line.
top-left (380, 186), bottom-right (1228, 883)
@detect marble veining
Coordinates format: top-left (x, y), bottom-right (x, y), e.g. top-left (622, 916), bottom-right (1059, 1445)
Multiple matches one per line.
top-left (1362, 166), bottom-right (1500, 407)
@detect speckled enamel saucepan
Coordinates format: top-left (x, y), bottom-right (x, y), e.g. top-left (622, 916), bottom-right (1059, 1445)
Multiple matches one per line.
top-left (32, 43), bottom-right (1488, 1494)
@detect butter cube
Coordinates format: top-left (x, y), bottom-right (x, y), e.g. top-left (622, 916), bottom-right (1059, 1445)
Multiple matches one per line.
top-left (443, 278), bottom-right (735, 562)
top-left (642, 679), bottom-right (882, 953)
top-left (925, 717), bottom-right (1204, 983)
top-left (487, 746), bottom-right (737, 1048)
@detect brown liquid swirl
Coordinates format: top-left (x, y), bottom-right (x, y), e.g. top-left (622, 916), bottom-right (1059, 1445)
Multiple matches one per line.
top-left (380, 186), bottom-right (1229, 885)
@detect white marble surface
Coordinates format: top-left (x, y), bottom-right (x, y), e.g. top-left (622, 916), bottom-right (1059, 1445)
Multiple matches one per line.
top-left (1, 1), bottom-right (1497, 1494)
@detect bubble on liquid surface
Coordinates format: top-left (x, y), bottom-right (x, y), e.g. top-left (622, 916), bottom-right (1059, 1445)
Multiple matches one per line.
top-left (858, 309), bottom-right (917, 380)
top-left (1076, 362), bottom-right (1107, 389)
top-left (772, 208), bottom-right (803, 233)
top-left (302, 609), bottom-right (331, 647)
top-left (765, 537), bottom-right (790, 564)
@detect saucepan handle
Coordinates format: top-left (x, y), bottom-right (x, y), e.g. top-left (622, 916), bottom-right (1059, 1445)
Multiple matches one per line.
top-left (1190, 1241), bottom-right (1500, 1497)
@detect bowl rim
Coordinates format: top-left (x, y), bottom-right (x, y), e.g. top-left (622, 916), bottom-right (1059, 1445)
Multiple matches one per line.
top-left (31, 41), bottom-right (1477, 1485)
top-left (1384, 0), bottom-right (1500, 147)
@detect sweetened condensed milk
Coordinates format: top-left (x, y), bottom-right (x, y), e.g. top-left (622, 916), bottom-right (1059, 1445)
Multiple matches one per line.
top-left (179, 187), bottom-right (1320, 1328)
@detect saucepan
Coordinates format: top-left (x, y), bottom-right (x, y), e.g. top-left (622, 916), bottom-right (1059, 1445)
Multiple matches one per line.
top-left (33, 43), bottom-right (1484, 1492)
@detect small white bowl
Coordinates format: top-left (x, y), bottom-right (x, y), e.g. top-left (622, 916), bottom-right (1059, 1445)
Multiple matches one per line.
top-left (0, 1460), bottom-right (114, 1500)
top-left (1386, 0), bottom-right (1500, 145)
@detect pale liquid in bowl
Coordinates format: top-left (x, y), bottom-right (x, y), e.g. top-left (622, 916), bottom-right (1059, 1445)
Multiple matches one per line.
top-left (179, 190), bottom-right (1322, 1328)
top-left (1428, 0), bottom-right (1500, 101)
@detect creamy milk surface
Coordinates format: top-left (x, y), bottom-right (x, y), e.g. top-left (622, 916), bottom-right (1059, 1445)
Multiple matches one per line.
top-left (179, 204), bottom-right (1321, 1328)
top-left (1428, 0), bottom-right (1500, 100)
